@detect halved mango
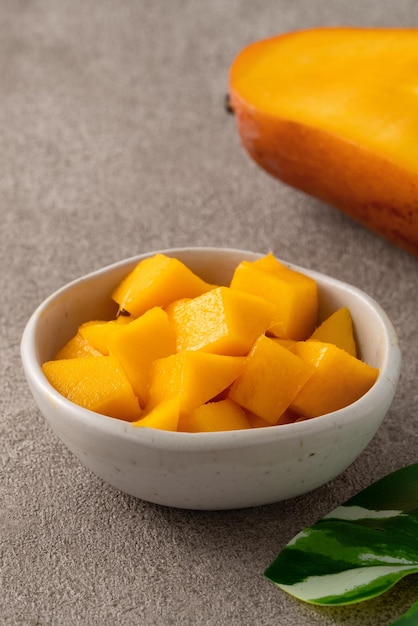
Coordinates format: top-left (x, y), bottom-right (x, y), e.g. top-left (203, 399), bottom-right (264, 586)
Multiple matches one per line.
top-left (229, 28), bottom-right (418, 257)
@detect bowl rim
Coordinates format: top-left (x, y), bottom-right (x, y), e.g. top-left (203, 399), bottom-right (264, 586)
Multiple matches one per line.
top-left (21, 246), bottom-right (401, 452)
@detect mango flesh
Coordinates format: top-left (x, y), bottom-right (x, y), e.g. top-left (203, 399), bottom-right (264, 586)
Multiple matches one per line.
top-left (166, 286), bottom-right (274, 355)
top-left (179, 398), bottom-right (251, 432)
top-left (133, 398), bottom-right (180, 432)
top-left (106, 307), bottom-right (176, 406)
top-left (229, 334), bottom-right (314, 424)
top-left (290, 341), bottom-right (379, 417)
top-left (42, 253), bottom-right (379, 431)
top-left (146, 351), bottom-right (245, 413)
top-left (78, 319), bottom-right (130, 355)
top-left (247, 408), bottom-right (298, 428)
top-left (54, 332), bottom-right (102, 359)
top-left (230, 254), bottom-right (317, 340)
top-left (42, 356), bottom-right (142, 422)
top-left (229, 28), bottom-right (418, 257)
top-left (308, 307), bottom-right (357, 357)
top-left (111, 253), bottom-right (213, 317)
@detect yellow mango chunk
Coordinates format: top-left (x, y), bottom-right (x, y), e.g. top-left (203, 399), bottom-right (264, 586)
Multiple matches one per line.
top-left (309, 307), bottom-right (357, 357)
top-left (290, 341), bottom-right (379, 417)
top-left (229, 335), bottom-right (314, 423)
top-left (147, 351), bottom-right (245, 413)
top-left (78, 320), bottom-right (124, 355)
top-left (111, 253), bottom-right (213, 317)
top-left (271, 338), bottom-right (298, 352)
top-left (107, 307), bottom-right (176, 406)
top-left (42, 356), bottom-right (142, 421)
top-left (167, 286), bottom-right (274, 355)
top-left (179, 398), bottom-right (251, 432)
top-left (247, 408), bottom-right (299, 428)
top-left (42, 252), bottom-right (373, 432)
top-left (54, 332), bottom-right (102, 359)
top-left (230, 254), bottom-right (318, 340)
top-left (132, 398), bottom-right (180, 431)
top-left (253, 251), bottom-right (289, 273)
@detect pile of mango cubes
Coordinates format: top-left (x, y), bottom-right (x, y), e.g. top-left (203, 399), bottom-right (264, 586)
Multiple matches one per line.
top-left (42, 253), bottom-right (379, 432)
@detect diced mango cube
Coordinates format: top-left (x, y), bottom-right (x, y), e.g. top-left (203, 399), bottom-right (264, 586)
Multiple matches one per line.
top-left (290, 341), bottom-right (379, 417)
top-left (111, 253), bottom-right (213, 317)
top-left (252, 251), bottom-right (289, 273)
top-left (132, 398), bottom-right (180, 431)
top-left (42, 356), bottom-right (142, 421)
top-left (54, 332), bottom-right (102, 359)
top-left (247, 408), bottom-right (299, 427)
top-left (309, 307), bottom-right (357, 357)
top-left (167, 286), bottom-right (274, 355)
top-left (271, 338), bottom-right (298, 352)
top-left (246, 413), bottom-right (272, 428)
top-left (179, 398), bottom-right (251, 432)
top-left (43, 251), bottom-right (375, 432)
top-left (147, 351), bottom-right (245, 413)
top-left (230, 254), bottom-right (318, 340)
top-left (78, 320), bottom-right (123, 355)
top-left (229, 335), bottom-right (314, 423)
top-left (106, 307), bottom-right (176, 406)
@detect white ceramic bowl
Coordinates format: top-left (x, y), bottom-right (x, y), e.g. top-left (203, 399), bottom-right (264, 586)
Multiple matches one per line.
top-left (21, 247), bottom-right (401, 510)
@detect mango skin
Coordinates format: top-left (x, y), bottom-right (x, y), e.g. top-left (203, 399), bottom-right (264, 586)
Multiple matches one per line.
top-left (229, 28), bottom-right (418, 257)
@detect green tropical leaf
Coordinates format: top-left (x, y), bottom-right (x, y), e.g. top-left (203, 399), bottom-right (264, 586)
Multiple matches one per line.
top-left (265, 463), bottom-right (418, 611)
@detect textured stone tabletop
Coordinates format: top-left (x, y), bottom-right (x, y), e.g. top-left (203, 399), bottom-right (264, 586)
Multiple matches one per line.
top-left (2, 2), bottom-right (418, 625)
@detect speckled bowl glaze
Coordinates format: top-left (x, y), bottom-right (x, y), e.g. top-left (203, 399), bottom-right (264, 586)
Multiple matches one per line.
top-left (21, 248), bottom-right (401, 510)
